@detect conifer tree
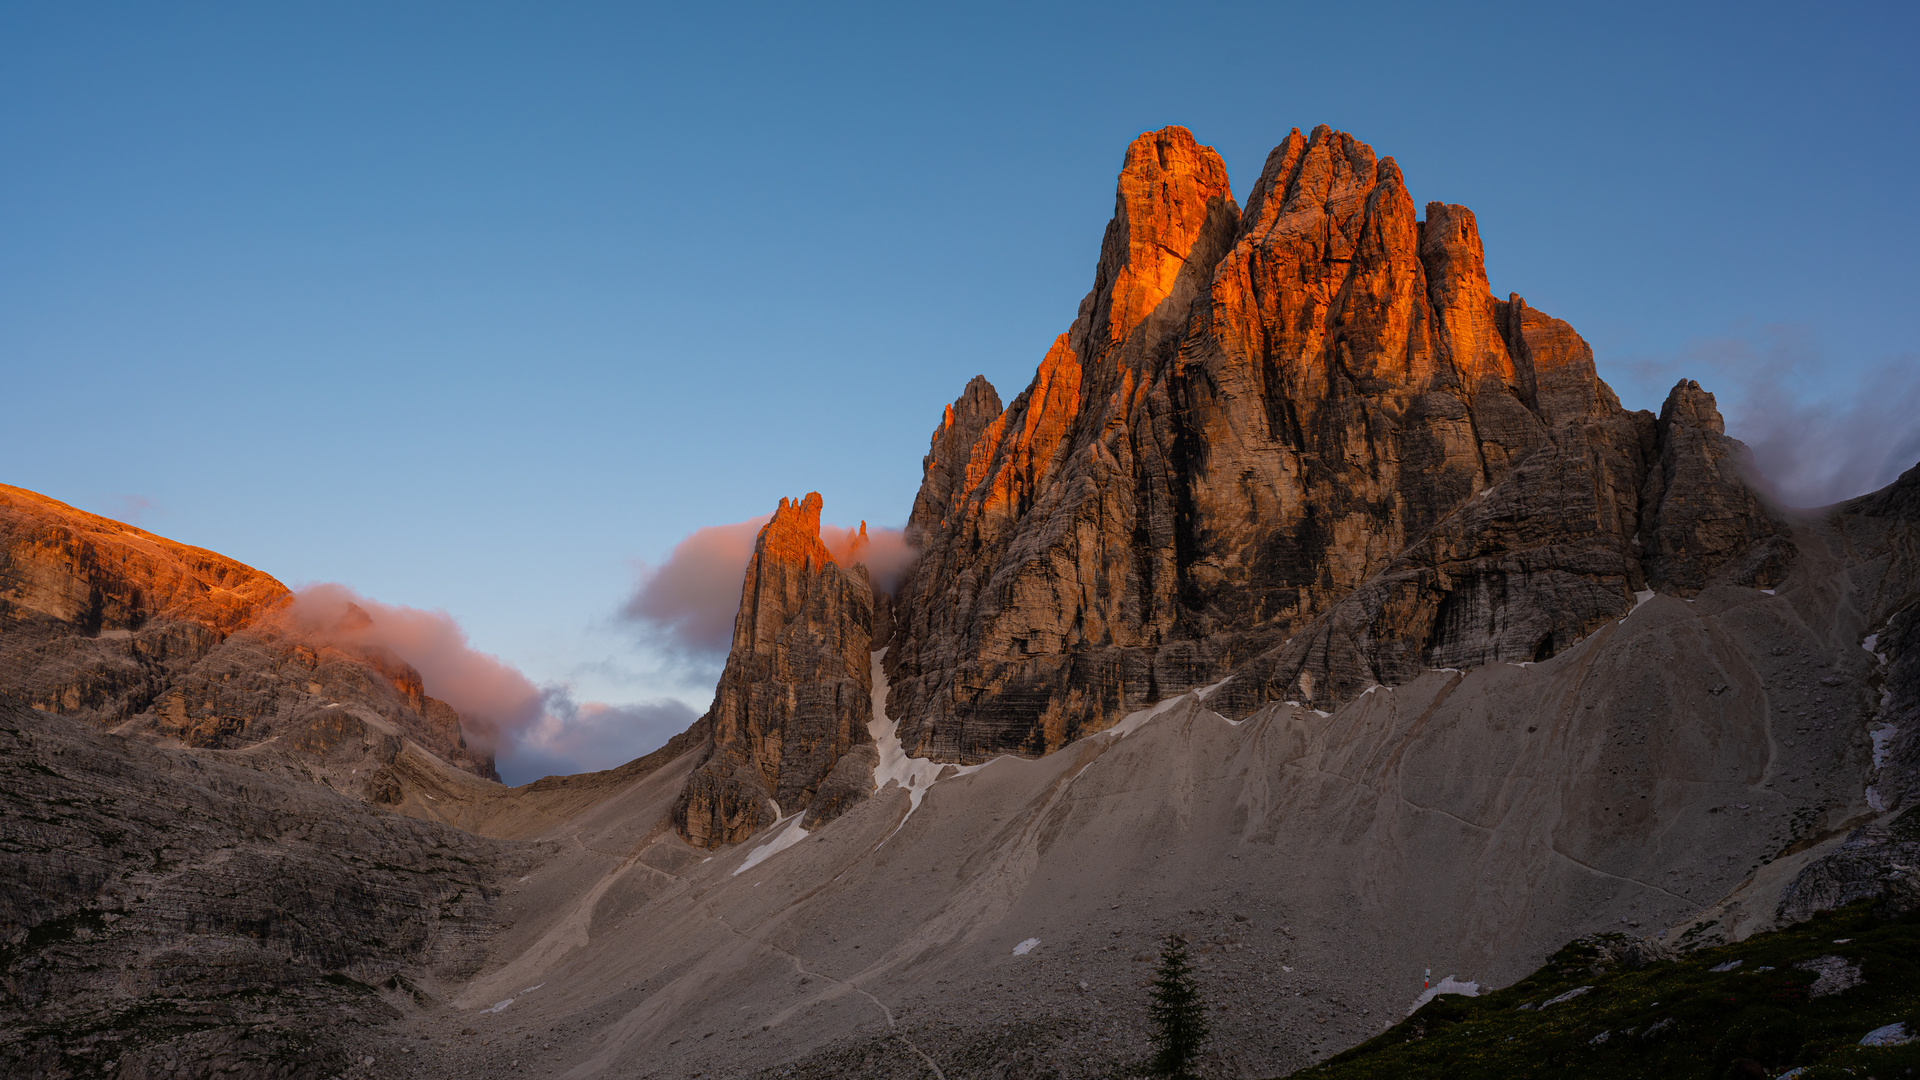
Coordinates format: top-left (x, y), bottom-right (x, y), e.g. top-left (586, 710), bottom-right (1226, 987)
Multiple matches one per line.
top-left (1147, 932), bottom-right (1209, 1077)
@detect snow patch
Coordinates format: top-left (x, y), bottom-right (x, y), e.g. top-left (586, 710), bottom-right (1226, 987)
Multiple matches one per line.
top-left (1106, 694), bottom-right (1191, 739)
top-left (1012, 938), bottom-right (1041, 956)
top-left (1872, 724), bottom-right (1899, 769)
top-left (1407, 976), bottom-right (1479, 1014)
top-left (480, 998), bottom-right (513, 1014)
top-left (1864, 633), bottom-right (1887, 666)
top-left (1195, 674), bottom-right (1234, 705)
top-left (868, 650), bottom-right (988, 834)
top-left (733, 814), bottom-right (809, 876)
top-left (1619, 590), bottom-right (1657, 624)
top-left (1868, 786), bottom-right (1886, 812)
top-left (1101, 676), bottom-right (1236, 739)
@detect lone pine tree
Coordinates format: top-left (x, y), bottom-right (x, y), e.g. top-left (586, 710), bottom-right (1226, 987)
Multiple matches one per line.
top-left (1148, 933), bottom-right (1210, 1077)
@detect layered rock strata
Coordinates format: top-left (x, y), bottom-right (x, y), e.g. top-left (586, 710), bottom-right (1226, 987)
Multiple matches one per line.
top-left (0, 484), bottom-right (498, 785)
top-left (673, 493), bottom-right (878, 847)
top-left (885, 125), bottom-right (1791, 759)
top-left (0, 698), bottom-right (521, 1079)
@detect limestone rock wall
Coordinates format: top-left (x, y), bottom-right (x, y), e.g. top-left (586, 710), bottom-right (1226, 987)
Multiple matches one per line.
top-left (673, 493), bottom-right (877, 848)
top-left (885, 124), bottom-right (1792, 757)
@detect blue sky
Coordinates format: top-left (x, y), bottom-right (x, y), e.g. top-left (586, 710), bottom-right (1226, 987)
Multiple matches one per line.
top-left (5, 2), bottom-right (1916, 780)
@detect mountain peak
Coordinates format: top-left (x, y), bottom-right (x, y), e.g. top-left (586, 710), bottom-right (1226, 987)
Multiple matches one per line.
top-left (674, 492), bottom-right (878, 848)
top-left (1086, 125), bottom-right (1238, 361)
top-left (760, 491), bottom-right (832, 570)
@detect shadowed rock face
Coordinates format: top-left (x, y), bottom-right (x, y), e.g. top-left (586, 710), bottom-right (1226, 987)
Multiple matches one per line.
top-left (0, 698), bottom-right (521, 1080)
top-left (885, 124), bottom-right (1793, 759)
top-left (673, 493), bottom-right (877, 848)
top-left (0, 484), bottom-right (498, 786)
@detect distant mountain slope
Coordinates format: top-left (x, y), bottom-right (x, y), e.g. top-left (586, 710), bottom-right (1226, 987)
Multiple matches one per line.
top-left (0, 483), bottom-right (499, 789)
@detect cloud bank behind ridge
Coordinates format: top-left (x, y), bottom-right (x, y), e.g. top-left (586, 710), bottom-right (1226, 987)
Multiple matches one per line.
top-left (622, 513), bottom-right (913, 659)
top-left (289, 583), bottom-right (692, 784)
top-left (1613, 324), bottom-right (1920, 507)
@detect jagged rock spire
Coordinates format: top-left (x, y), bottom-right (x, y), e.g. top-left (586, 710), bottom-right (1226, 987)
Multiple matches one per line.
top-left (673, 492), bottom-right (878, 848)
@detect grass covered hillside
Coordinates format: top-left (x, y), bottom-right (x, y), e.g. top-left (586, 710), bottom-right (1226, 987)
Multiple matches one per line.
top-left (1288, 903), bottom-right (1920, 1080)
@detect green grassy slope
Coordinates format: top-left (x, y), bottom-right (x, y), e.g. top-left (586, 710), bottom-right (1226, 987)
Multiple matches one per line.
top-left (1286, 904), bottom-right (1920, 1080)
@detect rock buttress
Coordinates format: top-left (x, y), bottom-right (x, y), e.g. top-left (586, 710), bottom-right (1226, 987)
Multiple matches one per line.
top-left (674, 493), bottom-right (877, 848)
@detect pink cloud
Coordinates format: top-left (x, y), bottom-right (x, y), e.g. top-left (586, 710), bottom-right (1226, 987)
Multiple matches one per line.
top-left (287, 583), bottom-right (543, 755)
top-left (621, 516), bottom-right (771, 656)
top-left (509, 692), bottom-right (700, 782)
top-left (822, 522), bottom-right (916, 593)
top-left (282, 584), bottom-right (713, 784)
top-left (623, 512), bottom-right (915, 657)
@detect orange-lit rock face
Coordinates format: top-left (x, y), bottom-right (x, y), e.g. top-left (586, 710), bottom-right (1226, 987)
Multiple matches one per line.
top-left (1089, 126), bottom-right (1238, 359)
top-left (0, 484), bottom-right (288, 639)
top-left (0, 484), bottom-right (496, 783)
top-left (885, 124), bottom-right (1790, 759)
top-left (0, 484), bottom-right (290, 726)
top-left (885, 127), bottom-right (1244, 761)
top-left (674, 492), bottom-right (877, 848)
top-left (1173, 127), bottom-right (1599, 633)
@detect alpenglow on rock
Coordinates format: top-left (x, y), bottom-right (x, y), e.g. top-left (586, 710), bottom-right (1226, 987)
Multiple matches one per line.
top-left (881, 124), bottom-right (1792, 761)
top-left (673, 493), bottom-right (879, 848)
top-left (0, 484), bottom-right (498, 785)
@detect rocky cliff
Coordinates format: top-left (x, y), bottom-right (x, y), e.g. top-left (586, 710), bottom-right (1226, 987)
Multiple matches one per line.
top-left (883, 125), bottom-right (1792, 761)
top-left (673, 493), bottom-right (878, 848)
top-left (0, 484), bottom-right (499, 788)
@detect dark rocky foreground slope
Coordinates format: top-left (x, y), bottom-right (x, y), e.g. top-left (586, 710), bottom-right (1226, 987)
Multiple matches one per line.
top-left (1289, 895), bottom-right (1920, 1080)
top-left (0, 697), bottom-right (530, 1079)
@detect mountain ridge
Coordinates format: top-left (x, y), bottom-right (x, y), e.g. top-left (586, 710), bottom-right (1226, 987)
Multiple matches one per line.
top-left (880, 123), bottom-right (1789, 771)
